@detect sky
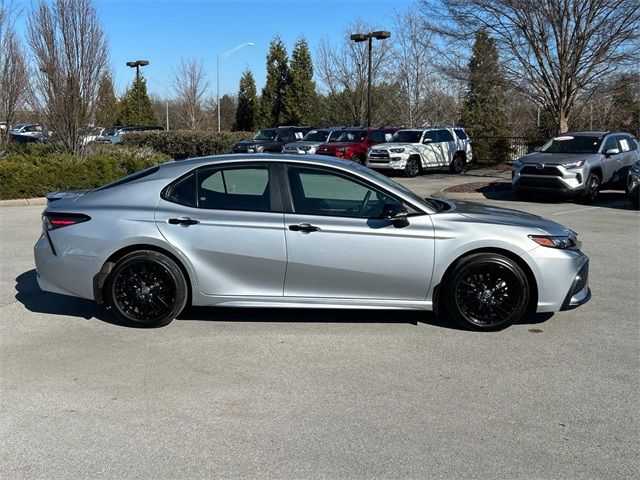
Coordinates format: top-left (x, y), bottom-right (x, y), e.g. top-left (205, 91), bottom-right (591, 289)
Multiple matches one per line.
top-left (13, 0), bottom-right (414, 98)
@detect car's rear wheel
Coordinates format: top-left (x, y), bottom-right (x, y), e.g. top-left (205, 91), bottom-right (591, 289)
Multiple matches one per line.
top-left (404, 156), bottom-right (420, 177)
top-left (444, 253), bottom-right (530, 331)
top-left (578, 173), bottom-right (600, 204)
top-left (450, 154), bottom-right (465, 174)
top-left (351, 154), bottom-right (365, 165)
top-left (107, 250), bottom-right (187, 328)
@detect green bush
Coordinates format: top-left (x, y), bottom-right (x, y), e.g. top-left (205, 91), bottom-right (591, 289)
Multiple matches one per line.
top-left (120, 130), bottom-right (253, 159)
top-left (0, 144), bottom-right (170, 200)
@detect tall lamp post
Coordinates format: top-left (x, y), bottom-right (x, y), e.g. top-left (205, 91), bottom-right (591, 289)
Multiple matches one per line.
top-left (126, 60), bottom-right (149, 126)
top-left (350, 31), bottom-right (391, 128)
top-left (217, 42), bottom-right (254, 131)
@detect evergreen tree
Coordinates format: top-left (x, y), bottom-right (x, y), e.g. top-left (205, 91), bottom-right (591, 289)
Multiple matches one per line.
top-left (118, 75), bottom-right (157, 125)
top-left (95, 73), bottom-right (118, 127)
top-left (282, 37), bottom-right (318, 125)
top-left (610, 73), bottom-right (640, 136)
top-left (257, 36), bottom-right (290, 128)
top-left (460, 29), bottom-right (508, 163)
top-left (235, 69), bottom-right (258, 131)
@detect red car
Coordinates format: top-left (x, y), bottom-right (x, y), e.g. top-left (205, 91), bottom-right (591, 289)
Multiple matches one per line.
top-left (315, 127), bottom-right (398, 164)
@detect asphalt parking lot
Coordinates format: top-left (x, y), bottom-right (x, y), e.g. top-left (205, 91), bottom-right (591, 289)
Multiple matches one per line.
top-left (1, 171), bottom-right (638, 479)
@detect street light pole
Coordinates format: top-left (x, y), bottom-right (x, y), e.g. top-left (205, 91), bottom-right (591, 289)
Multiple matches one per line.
top-left (350, 31), bottom-right (391, 128)
top-left (126, 60), bottom-right (149, 126)
top-left (216, 42), bottom-right (254, 132)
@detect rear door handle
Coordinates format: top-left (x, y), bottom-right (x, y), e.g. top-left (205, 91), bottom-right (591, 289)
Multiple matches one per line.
top-left (288, 223), bottom-right (320, 233)
top-left (168, 217), bottom-right (200, 226)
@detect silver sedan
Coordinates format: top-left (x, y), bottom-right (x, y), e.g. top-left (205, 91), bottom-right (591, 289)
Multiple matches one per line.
top-left (34, 155), bottom-right (591, 330)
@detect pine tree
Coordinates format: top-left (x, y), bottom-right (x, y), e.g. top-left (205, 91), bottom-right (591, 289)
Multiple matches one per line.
top-left (460, 29), bottom-right (508, 163)
top-left (235, 69), bottom-right (258, 131)
top-left (118, 75), bottom-right (158, 125)
top-left (95, 73), bottom-right (118, 127)
top-left (282, 37), bottom-right (318, 126)
top-left (257, 36), bottom-right (290, 128)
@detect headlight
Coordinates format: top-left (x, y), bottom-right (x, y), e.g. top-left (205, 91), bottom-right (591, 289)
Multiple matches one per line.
top-left (563, 160), bottom-right (585, 169)
top-left (254, 145), bottom-right (264, 152)
top-left (513, 160), bottom-right (523, 169)
top-left (529, 234), bottom-right (580, 250)
top-left (337, 147), bottom-right (347, 152)
top-left (389, 147), bottom-right (405, 153)
top-left (300, 145), bottom-right (312, 152)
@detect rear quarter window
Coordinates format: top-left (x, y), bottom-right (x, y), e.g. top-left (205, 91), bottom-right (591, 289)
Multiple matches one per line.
top-left (454, 129), bottom-right (468, 140)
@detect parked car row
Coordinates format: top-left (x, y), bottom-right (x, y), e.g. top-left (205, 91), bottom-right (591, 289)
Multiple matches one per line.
top-left (511, 131), bottom-right (640, 207)
top-left (233, 125), bottom-right (474, 177)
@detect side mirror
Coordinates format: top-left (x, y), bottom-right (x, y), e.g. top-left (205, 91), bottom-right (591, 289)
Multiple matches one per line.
top-left (605, 148), bottom-right (620, 157)
top-left (423, 138), bottom-right (432, 144)
top-left (381, 203), bottom-right (409, 227)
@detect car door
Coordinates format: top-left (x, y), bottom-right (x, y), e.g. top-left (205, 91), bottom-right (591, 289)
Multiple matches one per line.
top-left (438, 129), bottom-right (456, 166)
top-left (281, 164), bottom-right (435, 300)
top-left (600, 135), bottom-right (623, 183)
top-left (419, 130), bottom-right (442, 168)
top-left (155, 163), bottom-right (287, 296)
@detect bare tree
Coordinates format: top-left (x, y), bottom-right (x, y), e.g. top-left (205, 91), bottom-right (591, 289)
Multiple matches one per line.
top-left (391, 12), bottom-right (436, 127)
top-left (316, 20), bottom-right (392, 126)
top-left (27, 0), bottom-right (109, 154)
top-left (173, 57), bottom-right (209, 130)
top-left (422, 0), bottom-right (640, 133)
top-left (0, 0), bottom-right (28, 143)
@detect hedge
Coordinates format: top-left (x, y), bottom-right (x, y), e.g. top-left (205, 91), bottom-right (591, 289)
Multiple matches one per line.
top-left (120, 130), bottom-right (253, 159)
top-left (0, 143), bottom-right (170, 200)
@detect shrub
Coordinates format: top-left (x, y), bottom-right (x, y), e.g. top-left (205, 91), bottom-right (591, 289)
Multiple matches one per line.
top-left (0, 144), bottom-right (170, 200)
top-left (120, 130), bottom-right (253, 159)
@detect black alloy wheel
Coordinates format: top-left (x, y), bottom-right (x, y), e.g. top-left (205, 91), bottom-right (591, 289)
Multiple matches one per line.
top-left (404, 156), bottom-right (420, 177)
top-left (450, 155), bottom-right (465, 174)
top-left (579, 173), bottom-right (600, 204)
top-left (107, 251), bottom-right (187, 327)
top-left (445, 253), bottom-right (529, 331)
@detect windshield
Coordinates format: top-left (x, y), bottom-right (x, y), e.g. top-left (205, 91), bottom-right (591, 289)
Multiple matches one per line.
top-left (540, 135), bottom-right (602, 154)
top-left (253, 129), bottom-right (278, 141)
top-left (352, 163), bottom-right (436, 211)
top-left (328, 130), bottom-right (343, 142)
top-left (303, 130), bottom-right (330, 142)
top-left (334, 130), bottom-right (366, 142)
top-left (391, 130), bottom-right (424, 143)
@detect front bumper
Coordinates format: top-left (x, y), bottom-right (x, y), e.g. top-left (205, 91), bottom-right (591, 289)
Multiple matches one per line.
top-left (512, 164), bottom-right (588, 195)
top-left (560, 260), bottom-right (591, 310)
top-left (366, 154), bottom-right (408, 170)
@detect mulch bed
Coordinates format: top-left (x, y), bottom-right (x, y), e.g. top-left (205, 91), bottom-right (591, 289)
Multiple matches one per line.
top-left (443, 181), bottom-right (512, 193)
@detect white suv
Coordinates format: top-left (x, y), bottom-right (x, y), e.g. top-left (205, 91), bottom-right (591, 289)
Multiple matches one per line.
top-left (366, 126), bottom-right (472, 177)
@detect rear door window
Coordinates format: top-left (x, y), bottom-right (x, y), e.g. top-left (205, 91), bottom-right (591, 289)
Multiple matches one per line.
top-left (438, 129), bottom-right (454, 142)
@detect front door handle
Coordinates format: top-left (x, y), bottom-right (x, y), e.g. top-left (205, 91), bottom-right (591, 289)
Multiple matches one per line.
top-left (168, 217), bottom-right (200, 226)
top-left (289, 223), bottom-right (320, 233)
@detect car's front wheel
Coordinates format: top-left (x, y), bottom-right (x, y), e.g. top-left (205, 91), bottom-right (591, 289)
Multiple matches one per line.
top-left (404, 156), bottom-right (420, 177)
top-left (107, 250), bottom-right (188, 327)
top-left (444, 253), bottom-right (530, 331)
top-left (578, 173), bottom-right (600, 204)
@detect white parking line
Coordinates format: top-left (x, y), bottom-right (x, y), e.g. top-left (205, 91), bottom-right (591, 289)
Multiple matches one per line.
top-left (552, 207), bottom-right (599, 216)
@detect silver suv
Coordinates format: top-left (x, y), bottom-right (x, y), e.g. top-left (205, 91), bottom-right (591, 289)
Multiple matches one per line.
top-left (282, 128), bottom-right (343, 154)
top-left (366, 126), bottom-right (472, 177)
top-left (512, 131), bottom-right (640, 203)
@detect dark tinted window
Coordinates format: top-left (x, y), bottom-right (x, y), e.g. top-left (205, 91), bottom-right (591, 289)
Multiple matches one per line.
top-left (423, 131), bottom-right (440, 143)
top-left (392, 130), bottom-right (423, 143)
top-left (439, 129), bottom-right (454, 142)
top-left (454, 128), bottom-right (468, 140)
top-left (541, 135), bottom-right (603, 154)
top-left (368, 130), bottom-right (392, 143)
top-left (617, 135), bottom-right (637, 152)
top-left (163, 172), bottom-right (197, 207)
top-left (94, 166), bottom-right (160, 192)
top-left (287, 166), bottom-right (402, 218)
top-left (303, 130), bottom-right (330, 142)
top-left (198, 166), bottom-right (270, 211)
top-left (334, 130), bottom-right (366, 142)
top-left (602, 136), bottom-right (618, 152)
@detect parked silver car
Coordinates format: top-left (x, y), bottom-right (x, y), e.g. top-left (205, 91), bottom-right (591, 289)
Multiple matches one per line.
top-left (512, 131), bottom-right (640, 203)
top-left (34, 155), bottom-right (590, 330)
top-left (282, 128), bottom-right (343, 154)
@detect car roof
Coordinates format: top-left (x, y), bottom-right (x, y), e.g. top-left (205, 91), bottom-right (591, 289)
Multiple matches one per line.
top-left (159, 154), bottom-right (356, 173)
top-left (560, 131), bottom-right (608, 137)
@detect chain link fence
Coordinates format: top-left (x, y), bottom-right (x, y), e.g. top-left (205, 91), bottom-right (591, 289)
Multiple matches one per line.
top-left (471, 136), bottom-right (545, 165)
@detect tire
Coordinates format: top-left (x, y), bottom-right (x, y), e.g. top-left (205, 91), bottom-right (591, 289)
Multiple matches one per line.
top-left (444, 253), bottom-right (530, 331)
top-left (106, 250), bottom-right (188, 328)
top-left (577, 172), bottom-right (600, 204)
top-left (404, 156), bottom-right (420, 177)
top-left (449, 154), bottom-right (466, 174)
top-left (351, 154), bottom-right (365, 165)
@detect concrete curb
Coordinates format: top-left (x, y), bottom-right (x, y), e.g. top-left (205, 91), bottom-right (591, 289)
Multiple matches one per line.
top-left (0, 197), bottom-right (47, 207)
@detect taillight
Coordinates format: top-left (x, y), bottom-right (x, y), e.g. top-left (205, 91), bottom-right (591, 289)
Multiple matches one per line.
top-left (43, 212), bottom-right (91, 230)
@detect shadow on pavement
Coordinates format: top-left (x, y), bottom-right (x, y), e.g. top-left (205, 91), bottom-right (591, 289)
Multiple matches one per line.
top-left (481, 189), bottom-right (636, 211)
top-left (15, 269), bottom-right (555, 330)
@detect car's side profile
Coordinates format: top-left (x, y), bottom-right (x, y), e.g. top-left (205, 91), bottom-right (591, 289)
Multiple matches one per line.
top-left (35, 155), bottom-right (590, 331)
